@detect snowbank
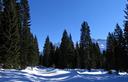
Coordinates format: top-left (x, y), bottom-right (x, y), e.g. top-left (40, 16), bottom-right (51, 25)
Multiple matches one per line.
top-left (77, 71), bottom-right (107, 75)
top-left (22, 67), bottom-right (70, 76)
top-left (0, 67), bottom-right (128, 82)
top-left (119, 72), bottom-right (128, 76)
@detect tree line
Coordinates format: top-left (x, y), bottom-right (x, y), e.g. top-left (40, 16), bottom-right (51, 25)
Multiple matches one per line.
top-left (40, 21), bottom-right (104, 70)
top-left (0, 0), bottom-right (39, 69)
top-left (40, 22), bottom-right (128, 72)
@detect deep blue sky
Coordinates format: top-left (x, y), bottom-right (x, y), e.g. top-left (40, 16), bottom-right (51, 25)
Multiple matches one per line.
top-left (29, 0), bottom-right (125, 51)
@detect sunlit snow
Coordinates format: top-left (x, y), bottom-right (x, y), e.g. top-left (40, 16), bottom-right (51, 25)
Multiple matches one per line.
top-left (0, 67), bottom-right (128, 82)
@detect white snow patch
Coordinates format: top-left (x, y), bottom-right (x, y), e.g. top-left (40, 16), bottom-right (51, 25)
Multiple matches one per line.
top-left (41, 69), bottom-right (70, 76)
top-left (22, 67), bottom-right (70, 77)
top-left (119, 72), bottom-right (128, 75)
top-left (100, 44), bottom-right (105, 48)
top-left (21, 67), bottom-right (39, 74)
top-left (46, 76), bottom-right (69, 81)
top-left (77, 71), bottom-right (107, 75)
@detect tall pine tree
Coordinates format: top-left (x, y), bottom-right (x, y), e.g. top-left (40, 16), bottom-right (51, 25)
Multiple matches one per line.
top-left (59, 30), bottom-right (69, 68)
top-left (114, 24), bottom-right (125, 71)
top-left (106, 32), bottom-right (116, 70)
top-left (2, 0), bottom-right (20, 68)
top-left (0, 0), bottom-right (3, 64)
top-left (20, 0), bottom-right (39, 68)
top-left (123, 0), bottom-right (128, 70)
top-left (75, 42), bottom-right (80, 68)
top-left (79, 21), bottom-right (93, 69)
top-left (59, 30), bottom-right (75, 68)
top-left (43, 36), bottom-right (52, 67)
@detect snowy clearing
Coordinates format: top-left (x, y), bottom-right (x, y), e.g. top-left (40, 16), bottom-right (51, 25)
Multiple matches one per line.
top-left (0, 67), bottom-right (128, 82)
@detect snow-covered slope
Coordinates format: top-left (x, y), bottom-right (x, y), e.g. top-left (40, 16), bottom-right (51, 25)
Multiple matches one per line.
top-left (0, 67), bottom-right (128, 82)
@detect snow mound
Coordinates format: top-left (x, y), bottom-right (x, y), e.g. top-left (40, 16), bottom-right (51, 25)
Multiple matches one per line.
top-left (77, 71), bottom-right (107, 75)
top-left (22, 67), bottom-right (70, 77)
top-left (119, 72), bottom-right (128, 76)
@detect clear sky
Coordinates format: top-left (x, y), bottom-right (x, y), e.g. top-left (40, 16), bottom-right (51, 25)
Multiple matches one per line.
top-left (29, 0), bottom-right (125, 51)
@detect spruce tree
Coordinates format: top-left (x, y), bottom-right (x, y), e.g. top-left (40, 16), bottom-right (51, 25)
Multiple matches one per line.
top-left (43, 36), bottom-right (51, 67)
top-left (2, 0), bottom-right (20, 68)
top-left (0, 0), bottom-right (39, 69)
top-left (20, 0), bottom-right (30, 27)
top-left (26, 34), bottom-right (39, 66)
top-left (95, 42), bottom-right (101, 68)
top-left (59, 30), bottom-right (75, 68)
top-left (60, 30), bottom-right (69, 68)
top-left (114, 24), bottom-right (125, 71)
top-left (33, 36), bottom-right (40, 65)
top-left (26, 35), bottom-right (39, 66)
top-left (68, 34), bottom-right (75, 68)
top-left (79, 21), bottom-right (92, 69)
top-left (75, 42), bottom-right (80, 68)
top-left (54, 47), bottom-right (61, 68)
top-left (0, 0), bottom-right (3, 64)
top-left (101, 50), bottom-right (107, 69)
top-left (88, 42), bottom-right (101, 69)
top-left (49, 42), bottom-right (56, 67)
top-left (124, 0), bottom-right (128, 70)
top-left (89, 43), bottom-right (96, 68)
top-left (106, 32), bottom-right (116, 70)
top-left (20, 0), bottom-right (38, 68)
top-left (39, 53), bottom-right (43, 66)
top-left (106, 24), bottom-right (126, 71)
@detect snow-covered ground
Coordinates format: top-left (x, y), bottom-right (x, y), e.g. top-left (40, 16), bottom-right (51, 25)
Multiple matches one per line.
top-left (0, 67), bottom-right (128, 82)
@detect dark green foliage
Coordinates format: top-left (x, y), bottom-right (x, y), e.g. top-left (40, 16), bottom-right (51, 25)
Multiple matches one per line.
top-left (54, 47), bottom-right (61, 68)
top-left (75, 42), bottom-right (80, 68)
top-left (106, 24), bottom-right (125, 71)
top-left (90, 43), bottom-right (101, 69)
top-left (106, 32), bottom-right (116, 70)
top-left (59, 30), bottom-right (75, 68)
top-left (20, 0), bottom-right (30, 27)
top-left (59, 30), bottom-right (69, 68)
top-left (1, 0), bottom-right (20, 69)
top-left (114, 24), bottom-right (125, 71)
top-left (79, 21), bottom-right (93, 69)
top-left (0, 0), bottom-right (3, 64)
top-left (101, 50), bottom-right (107, 69)
top-left (33, 36), bottom-right (40, 65)
top-left (20, 0), bottom-right (39, 68)
top-left (106, 24), bottom-right (126, 71)
top-left (43, 36), bottom-right (52, 67)
top-left (20, 26), bottom-right (31, 68)
top-left (124, 1), bottom-right (128, 70)
top-left (49, 42), bottom-right (56, 67)
top-left (20, 0), bottom-right (31, 68)
top-left (80, 21), bottom-right (92, 48)
top-left (0, 0), bottom-right (3, 63)
top-left (42, 36), bottom-right (56, 67)
top-left (41, 22), bottom-right (103, 69)
top-left (39, 51), bottom-right (43, 65)
top-left (0, 0), bottom-right (39, 69)
top-left (40, 22), bottom-right (103, 69)
top-left (27, 34), bottom-right (39, 66)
